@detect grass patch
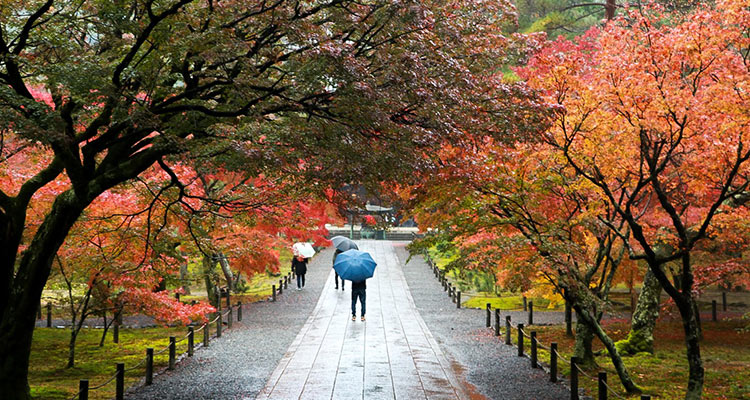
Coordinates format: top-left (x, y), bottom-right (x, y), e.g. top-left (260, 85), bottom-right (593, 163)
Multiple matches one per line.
top-left (30, 326), bottom-right (193, 399)
top-left (524, 319), bottom-right (750, 399)
top-left (463, 294), bottom-right (564, 311)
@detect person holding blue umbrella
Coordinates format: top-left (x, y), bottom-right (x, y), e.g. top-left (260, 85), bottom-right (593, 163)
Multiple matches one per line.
top-left (332, 250), bottom-right (377, 321)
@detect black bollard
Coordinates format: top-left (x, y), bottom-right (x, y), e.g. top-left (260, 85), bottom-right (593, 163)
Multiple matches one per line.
top-left (116, 363), bottom-right (124, 400)
top-left (550, 343), bottom-right (558, 383)
top-left (570, 357), bottom-right (579, 400)
top-left (486, 303), bottom-right (491, 328)
top-left (272, 285), bottom-right (276, 302)
top-left (79, 380), bottom-right (89, 400)
top-left (494, 309), bottom-right (500, 336)
top-left (188, 327), bottom-right (194, 357)
top-left (505, 315), bottom-right (512, 345)
top-left (146, 348), bottom-right (153, 385)
top-left (517, 323), bottom-right (524, 357)
top-left (531, 331), bottom-right (537, 368)
top-left (168, 336), bottom-right (176, 370)
top-left (528, 301), bottom-right (534, 325)
top-left (598, 372), bottom-right (607, 400)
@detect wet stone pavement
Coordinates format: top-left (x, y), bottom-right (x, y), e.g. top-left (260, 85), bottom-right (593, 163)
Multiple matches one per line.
top-left (129, 241), bottom-right (571, 399)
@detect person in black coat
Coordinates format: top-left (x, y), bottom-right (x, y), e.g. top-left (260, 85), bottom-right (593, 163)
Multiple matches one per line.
top-left (292, 255), bottom-right (308, 290)
top-left (332, 249), bottom-right (344, 290)
top-left (351, 279), bottom-right (366, 321)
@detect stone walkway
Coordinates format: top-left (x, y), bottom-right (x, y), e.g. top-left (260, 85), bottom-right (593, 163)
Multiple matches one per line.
top-left (256, 241), bottom-right (467, 400)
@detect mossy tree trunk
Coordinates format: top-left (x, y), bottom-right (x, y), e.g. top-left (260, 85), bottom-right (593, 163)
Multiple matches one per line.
top-left (616, 267), bottom-right (662, 355)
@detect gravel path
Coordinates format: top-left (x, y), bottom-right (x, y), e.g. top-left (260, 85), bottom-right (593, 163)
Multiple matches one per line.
top-left (127, 248), bottom-right (335, 400)
top-left (394, 243), bottom-right (572, 400)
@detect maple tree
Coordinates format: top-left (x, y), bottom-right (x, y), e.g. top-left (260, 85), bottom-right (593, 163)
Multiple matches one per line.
top-left (519, 2), bottom-right (750, 398)
top-left (0, 1), bottom-right (543, 397)
top-left (402, 139), bottom-right (641, 393)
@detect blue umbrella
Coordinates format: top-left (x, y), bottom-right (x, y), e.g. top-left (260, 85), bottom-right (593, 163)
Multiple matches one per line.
top-left (333, 250), bottom-right (377, 282)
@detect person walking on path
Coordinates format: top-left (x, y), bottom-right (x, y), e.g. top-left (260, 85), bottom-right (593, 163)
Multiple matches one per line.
top-left (333, 249), bottom-right (344, 290)
top-left (351, 279), bottom-right (366, 321)
top-left (292, 255), bottom-right (308, 290)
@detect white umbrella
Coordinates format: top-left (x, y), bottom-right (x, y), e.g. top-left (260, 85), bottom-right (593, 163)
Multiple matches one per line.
top-left (292, 242), bottom-right (316, 258)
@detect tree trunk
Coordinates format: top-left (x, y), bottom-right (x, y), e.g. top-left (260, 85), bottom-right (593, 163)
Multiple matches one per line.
top-left (99, 312), bottom-right (109, 347)
top-left (616, 267), bottom-right (662, 354)
top-left (67, 329), bottom-right (78, 368)
top-left (218, 253), bottom-right (234, 292)
top-left (572, 317), bottom-right (596, 366)
top-left (0, 192), bottom-right (86, 399)
top-left (678, 296), bottom-right (704, 400)
top-left (202, 254), bottom-right (219, 308)
top-left (180, 263), bottom-right (191, 295)
top-left (576, 305), bottom-right (642, 394)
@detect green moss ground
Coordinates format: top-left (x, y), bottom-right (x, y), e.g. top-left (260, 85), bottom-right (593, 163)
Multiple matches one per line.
top-left (520, 319), bottom-right (749, 399)
top-left (30, 326), bottom-right (191, 399)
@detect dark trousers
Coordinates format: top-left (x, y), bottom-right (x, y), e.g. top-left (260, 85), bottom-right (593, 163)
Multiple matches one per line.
top-left (297, 274), bottom-right (305, 288)
top-left (351, 288), bottom-right (366, 316)
top-left (335, 271), bottom-right (344, 289)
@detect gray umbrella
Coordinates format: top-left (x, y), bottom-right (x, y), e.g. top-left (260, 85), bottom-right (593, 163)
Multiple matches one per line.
top-left (330, 235), bottom-right (359, 251)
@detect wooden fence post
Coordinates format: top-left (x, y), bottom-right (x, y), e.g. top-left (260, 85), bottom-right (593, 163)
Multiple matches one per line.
top-left (531, 331), bottom-right (537, 368)
top-left (237, 301), bottom-right (242, 321)
top-left (46, 303), bottom-right (51, 327)
top-left (113, 322), bottom-right (119, 344)
top-left (116, 363), bottom-right (124, 400)
top-left (175, 292), bottom-right (181, 302)
top-left (486, 304), bottom-right (491, 328)
top-left (226, 292), bottom-right (231, 309)
top-left (168, 336), bottom-right (176, 370)
top-left (188, 327), bottom-right (194, 357)
top-left (517, 323), bottom-right (524, 357)
top-left (641, 396), bottom-right (651, 400)
top-left (598, 371), bottom-right (607, 400)
top-left (722, 292), bottom-right (727, 311)
top-left (216, 314), bottom-right (222, 338)
top-left (79, 379), bottom-right (89, 400)
top-left (228, 308), bottom-right (233, 329)
top-left (279, 279), bottom-right (283, 294)
top-left (523, 296), bottom-right (527, 311)
top-left (145, 348), bottom-right (153, 385)
top-left (528, 301), bottom-right (534, 325)
top-left (456, 291), bottom-right (461, 308)
top-left (37, 302), bottom-right (42, 320)
top-left (570, 357), bottom-right (579, 400)
top-left (272, 285), bottom-right (276, 302)
top-left (204, 323), bottom-right (209, 347)
top-left (494, 309), bottom-right (500, 337)
top-left (550, 343), bottom-right (558, 383)
top-left (505, 315), bottom-right (512, 345)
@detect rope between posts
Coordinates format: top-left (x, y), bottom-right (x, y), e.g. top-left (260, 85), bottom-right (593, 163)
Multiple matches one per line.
top-left (194, 323), bottom-right (206, 333)
top-left (519, 326), bottom-right (531, 339)
top-left (174, 334), bottom-right (188, 344)
top-left (574, 363), bottom-right (596, 380)
top-left (222, 309), bottom-right (231, 317)
top-left (210, 314), bottom-right (221, 324)
top-left (88, 371), bottom-right (118, 390)
top-left (554, 349), bottom-right (571, 365)
top-left (124, 356), bottom-right (148, 372)
top-left (154, 344), bottom-right (170, 356)
top-left (600, 377), bottom-right (628, 400)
